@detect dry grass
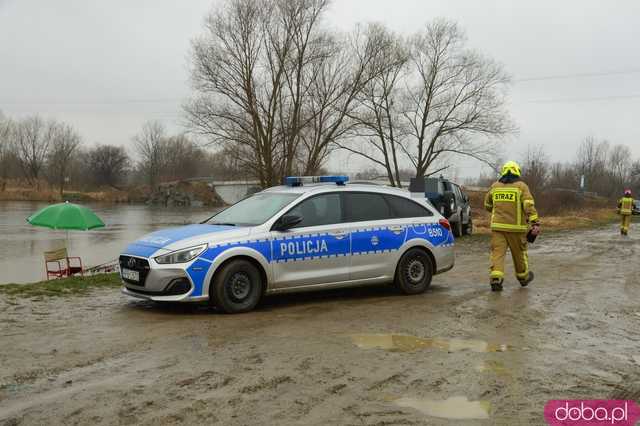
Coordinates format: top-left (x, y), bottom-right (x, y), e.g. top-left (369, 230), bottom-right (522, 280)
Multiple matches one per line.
top-left (0, 273), bottom-right (121, 299)
top-left (467, 189), bottom-right (618, 234)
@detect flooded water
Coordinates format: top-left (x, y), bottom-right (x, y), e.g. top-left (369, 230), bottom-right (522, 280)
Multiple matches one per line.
top-left (0, 201), bottom-right (221, 284)
top-left (395, 396), bottom-right (490, 420)
top-left (351, 334), bottom-right (508, 353)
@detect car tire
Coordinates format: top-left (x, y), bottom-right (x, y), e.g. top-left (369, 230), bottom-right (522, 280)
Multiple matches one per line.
top-left (463, 217), bottom-right (473, 235)
top-left (210, 259), bottom-right (263, 314)
top-left (394, 248), bottom-right (433, 295)
top-left (453, 218), bottom-right (463, 237)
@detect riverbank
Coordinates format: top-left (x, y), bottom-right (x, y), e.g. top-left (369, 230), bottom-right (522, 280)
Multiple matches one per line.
top-left (0, 181), bottom-right (225, 207)
top-left (0, 274), bottom-right (120, 298)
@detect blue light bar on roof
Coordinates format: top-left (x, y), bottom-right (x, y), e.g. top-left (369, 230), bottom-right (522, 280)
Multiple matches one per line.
top-left (284, 175), bottom-right (349, 187)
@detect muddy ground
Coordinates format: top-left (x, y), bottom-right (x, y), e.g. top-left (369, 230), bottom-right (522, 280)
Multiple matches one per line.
top-left (1, 224), bottom-right (639, 425)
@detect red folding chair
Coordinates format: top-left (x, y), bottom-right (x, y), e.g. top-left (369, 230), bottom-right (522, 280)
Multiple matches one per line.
top-left (44, 247), bottom-right (84, 279)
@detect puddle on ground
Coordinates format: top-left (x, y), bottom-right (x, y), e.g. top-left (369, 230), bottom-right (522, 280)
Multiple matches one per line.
top-left (395, 396), bottom-right (490, 420)
top-left (352, 334), bottom-right (508, 353)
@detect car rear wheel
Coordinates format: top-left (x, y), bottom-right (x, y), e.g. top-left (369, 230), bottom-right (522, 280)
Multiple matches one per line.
top-left (463, 217), bottom-right (473, 235)
top-left (210, 259), bottom-right (263, 314)
top-left (394, 248), bottom-right (433, 295)
top-left (452, 218), bottom-right (463, 237)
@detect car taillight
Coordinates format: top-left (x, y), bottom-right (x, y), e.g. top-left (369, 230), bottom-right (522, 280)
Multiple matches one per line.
top-left (439, 218), bottom-right (451, 230)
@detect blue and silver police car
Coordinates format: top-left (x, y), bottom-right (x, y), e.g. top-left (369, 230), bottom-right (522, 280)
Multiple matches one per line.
top-left (119, 176), bottom-right (455, 313)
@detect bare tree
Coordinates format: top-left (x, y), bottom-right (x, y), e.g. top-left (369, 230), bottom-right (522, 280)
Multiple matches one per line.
top-left (185, 0), bottom-right (390, 187)
top-left (162, 134), bottom-right (208, 181)
top-left (13, 116), bottom-right (55, 188)
top-left (338, 19), bottom-right (514, 185)
top-left (520, 144), bottom-right (550, 196)
top-left (403, 20), bottom-right (514, 178)
top-left (607, 144), bottom-right (632, 193)
top-left (335, 25), bottom-right (409, 186)
top-left (575, 136), bottom-right (609, 194)
top-left (0, 113), bottom-right (13, 184)
top-left (0, 111), bottom-right (9, 147)
top-left (87, 145), bottom-right (129, 188)
top-left (47, 123), bottom-right (81, 197)
top-left (631, 160), bottom-right (640, 194)
top-left (297, 24), bottom-right (396, 175)
top-left (134, 121), bottom-right (166, 186)
top-left (548, 161), bottom-right (578, 190)
top-left (186, 0), bottom-right (294, 187)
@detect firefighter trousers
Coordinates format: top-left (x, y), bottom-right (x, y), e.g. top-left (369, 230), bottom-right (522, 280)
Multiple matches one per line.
top-left (621, 215), bottom-right (631, 233)
top-left (490, 231), bottom-right (529, 282)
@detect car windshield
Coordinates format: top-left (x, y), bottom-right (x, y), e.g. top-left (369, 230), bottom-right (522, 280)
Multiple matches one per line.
top-left (206, 192), bottom-right (301, 226)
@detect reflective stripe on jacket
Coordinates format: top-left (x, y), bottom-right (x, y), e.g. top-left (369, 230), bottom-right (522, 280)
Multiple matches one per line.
top-left (619, 196), bottom-right (634, 215)
top-left (484, 180), bottom-right (539, 232)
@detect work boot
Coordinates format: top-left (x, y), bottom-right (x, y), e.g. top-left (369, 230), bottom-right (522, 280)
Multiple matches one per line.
top-left (519, 271), bottom-right (534, 287)
top-left (490, 278), bottom-right (503, 292)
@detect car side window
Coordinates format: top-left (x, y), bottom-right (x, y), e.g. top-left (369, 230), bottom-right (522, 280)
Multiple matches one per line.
top-left (384, 195), bottom-right (433, 218)
top-left (345, 192), bottom-right (392, 222)
top-left (454, 185), bottom-right (462, 201)
top-left (287, 193), bottom-right (342, 228)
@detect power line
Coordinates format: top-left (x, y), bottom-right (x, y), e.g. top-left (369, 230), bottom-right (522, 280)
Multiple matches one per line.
top-left (2, 67), bottom-right (640, 106)
top-left (0, 98), bottom-right (183, 106)
top-left (526, 93), bottom-right (640, 104)
top-left (514, 69), bottom-right (640, 83)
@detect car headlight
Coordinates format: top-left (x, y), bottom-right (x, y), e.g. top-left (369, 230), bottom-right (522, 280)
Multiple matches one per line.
top-left (154, 244), bottom-right (207, 264)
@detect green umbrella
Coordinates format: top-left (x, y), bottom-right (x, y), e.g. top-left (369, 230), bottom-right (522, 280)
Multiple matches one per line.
top-left (27, 201), bottom-right (105, 230)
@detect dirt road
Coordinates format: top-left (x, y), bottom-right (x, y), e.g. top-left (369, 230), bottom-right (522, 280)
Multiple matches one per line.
top-left (1, 224), bottom-right (639, 425)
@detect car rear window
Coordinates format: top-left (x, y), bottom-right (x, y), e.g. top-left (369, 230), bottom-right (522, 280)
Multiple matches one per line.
top-left (384, 195), bottom-right (433, 218)
top-left (345, 192), bottom-right (393, 222)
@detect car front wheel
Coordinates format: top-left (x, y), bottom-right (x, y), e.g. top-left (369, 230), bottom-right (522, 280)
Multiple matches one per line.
top-left (394, 248), bottom-right (433, 295)
top-left (210, 259), bottom-right (263, 314)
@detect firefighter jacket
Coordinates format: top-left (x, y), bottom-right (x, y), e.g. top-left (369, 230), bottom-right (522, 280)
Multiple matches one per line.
top-left (618, 196), bottom-right (634, 216)
top-left (484, 180), bottom-right (539, 232)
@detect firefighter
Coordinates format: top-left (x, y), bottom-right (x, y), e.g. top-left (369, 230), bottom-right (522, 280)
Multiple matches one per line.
top-left (618, 189), bottom-right (634, 235)
top-left (484, 161), bottom-right (540, 292)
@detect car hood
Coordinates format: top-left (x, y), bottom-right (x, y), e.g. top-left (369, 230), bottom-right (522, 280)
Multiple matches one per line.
top-left (123, 224), bottom-right (253, 258)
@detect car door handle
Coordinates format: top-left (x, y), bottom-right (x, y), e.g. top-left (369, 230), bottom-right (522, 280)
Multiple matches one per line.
top-left (389, 225), bottom-right (404, 234)
top-left (329, 231), bottom-right (348, 239)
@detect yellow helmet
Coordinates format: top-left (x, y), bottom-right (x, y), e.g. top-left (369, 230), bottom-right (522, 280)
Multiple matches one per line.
top-left (501, 161), bottom-right (521, 177)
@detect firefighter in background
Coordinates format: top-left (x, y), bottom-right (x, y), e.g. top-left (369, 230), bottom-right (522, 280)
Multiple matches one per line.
top-left (484, 161), bottom-right (541, 292)
top-left (618, 189), bottom-right (634, 235)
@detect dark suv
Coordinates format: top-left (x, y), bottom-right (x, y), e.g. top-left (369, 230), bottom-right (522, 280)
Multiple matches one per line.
top-left (409, 176), bottom-right (472, 237)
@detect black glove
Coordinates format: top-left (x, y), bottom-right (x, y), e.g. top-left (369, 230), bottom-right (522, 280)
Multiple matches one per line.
top-left (527, 223), bottom-right (540, 243)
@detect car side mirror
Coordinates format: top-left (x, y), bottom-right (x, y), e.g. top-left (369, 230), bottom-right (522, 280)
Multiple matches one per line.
top-left (274, 214), bottom-right (303, 231)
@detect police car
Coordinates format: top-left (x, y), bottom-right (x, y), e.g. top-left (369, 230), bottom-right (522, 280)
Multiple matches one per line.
top-left (119, 176), bottom-right (455, 313)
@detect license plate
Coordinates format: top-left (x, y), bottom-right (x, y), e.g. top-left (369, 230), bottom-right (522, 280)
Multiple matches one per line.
top-left (121, 268), bottom-right (140, 282)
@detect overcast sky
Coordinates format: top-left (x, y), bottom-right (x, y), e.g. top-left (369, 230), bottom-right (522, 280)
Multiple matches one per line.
top-left (1, 0), bottom-right (639, 178)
